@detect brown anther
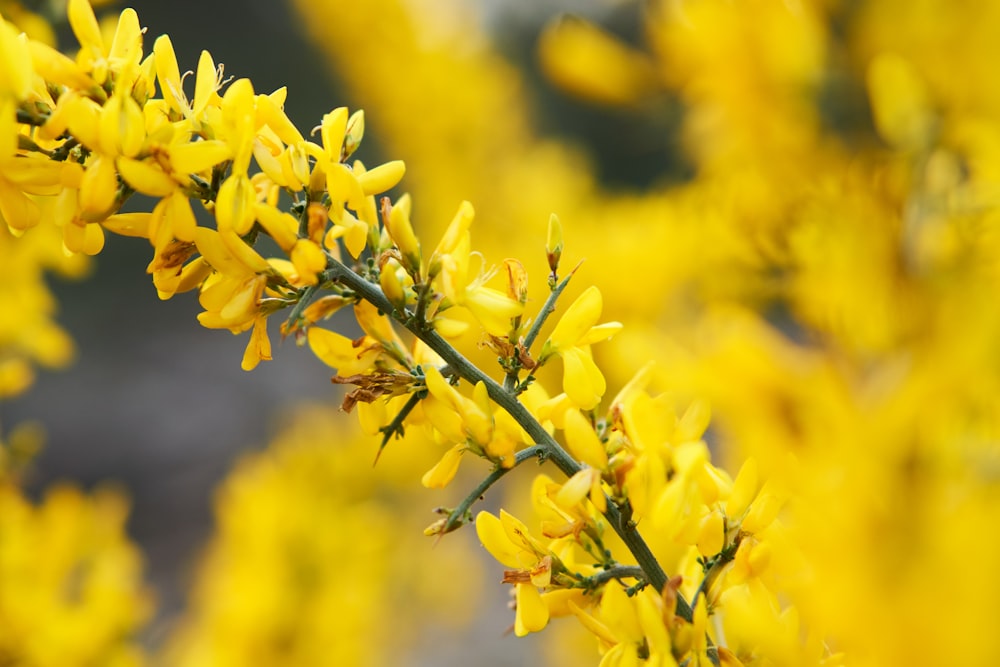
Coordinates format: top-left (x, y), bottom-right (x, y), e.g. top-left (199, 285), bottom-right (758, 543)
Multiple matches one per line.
top-left (502, 570), bottom-right (532, 585)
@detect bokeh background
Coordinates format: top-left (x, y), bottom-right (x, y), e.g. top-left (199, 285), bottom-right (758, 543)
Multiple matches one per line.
top-left (7, 0), bottom-right (1000, 664)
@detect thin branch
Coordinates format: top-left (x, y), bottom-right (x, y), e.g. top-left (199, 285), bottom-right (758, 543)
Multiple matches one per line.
top-left (522, 271), bottom-right (574, 353)
top-left (586, 565), bottom-right (647, 588)
top-left (374, 391), bottom-right (423, 465)
top-left (443, 444), bottom-right (547, 533)
top-left (281, 284), bottom-right (320, 334)
top-left (321, 257), bottom-right (695, 622)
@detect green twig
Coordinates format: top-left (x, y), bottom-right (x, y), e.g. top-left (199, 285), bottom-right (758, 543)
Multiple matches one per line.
top-left (374, 391), bottom-right (423, 464)
top-left (282, 284), bottom-right (320, 334)
top-left (522, 272), bottom-right (574, 353)
top-left (443, 444), bottom-right (547, 533)
top-left (321, 257), bottom-right (694, 622)
top-left (585, 565), bottom-right (646, 589)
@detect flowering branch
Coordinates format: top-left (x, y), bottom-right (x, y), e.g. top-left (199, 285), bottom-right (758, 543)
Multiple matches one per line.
top-left (323, 254), bottom-right (693, 620)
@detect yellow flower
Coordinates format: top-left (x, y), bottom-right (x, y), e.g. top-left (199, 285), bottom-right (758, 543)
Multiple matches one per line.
top-left (307, 326), bottom-right (387, 376)
top-left (540, 286), bottom-right (621, 409)
top-left (426, 200), bottom-right (523, 335)
top-left (475, 510), bottom-right (552, 636)
top-left (562, 408), bottom-right (609, 470)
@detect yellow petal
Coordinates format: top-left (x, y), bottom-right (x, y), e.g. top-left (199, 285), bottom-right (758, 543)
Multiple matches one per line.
top-left (431, 317), bottom-right (469, 339)
top-left (320, 107), bottom-right (348, 157)
top-left (215, 173), bottom-right (257, 234)
top-left (193, 227), bottom-right (267, 277)
top-left (28, 40), bottom-right (96, 91)
top-left (165, 192), bottom-right (197, 242)
top-left (254, 203), bottom-right (298, 251)
top-left (423, 365), bottom-right (461, 408)
top-left (63, 95), bottom-right (102, 150)
top-left (636, 590), bottom-right (671, 655)
top-left (475, 511), bottom-right (521, 569)
top-left (726, 457), bottom-right (759, 520)
top-left (256, 92), bottom-right (303, 146)
top-left (563, 408), bottom-right (608, 470)
top-left (0, 177), bottom-right (41, 231)
top-left (514, 584), bottom-right (550, 636)
top-left (68, 0), bottom-right (104, 58)
top-left (108, 9), bottom-right (142, 68)
top-left (240, 316), bottom-right (272, 371)
top-left (675, 398), bottom-right (711, 443)
top-left (432, 200), bottom-right (475, 259)
top-left (327, 162), bottom-right (366, 211)
top-left (0, 22), bottom-right (33, 99)
top-left (696, 510), bottom-right (725, 558)
top-left (463, 287), bottom-right (523, 336)
top-left (102, 212), bottom-right (152, 238)
top-left (170, 140), bottom-right (232, 174)
top-left (78, 155), bottom-right (118, 220)
top-left (153, 35), bottom-right (185, 114)
top-left (290, 238), bottom-right (327, 286)
top-left (191, 50), bottom-right (219, 115)
top-left (328, 209), bottom-right (368, 258)
top-left (307, 327), bottom-right (357, 369)
top-left (602, 582), bottom-right (642, 643)
top-left (421, 444), bottom-right (464, 489)
top-left (867, 53), bottom-right (934, 150)
top-left (578, 321), bottom-right (623, 346)
top-left (357, 159), bottom-right (405, 195)
top-left (63, 219), bottom-right (104, 255)
top-left (555, 468), bottom-right (597, 509)
top-left (344, 109), bottom-right (364, 158)
top-left (99, 93), bottom-right (146, 157)
top-left (547, 286), bottom-right (603, 353)
top-left (387, 193), bottom-right (420, 264)
top-left (116, 157), bottom-right (176, 197)
top-left (562, 346), bottom-right (606, 411)
top-left (568, 600), bottom-right (618, 646)
top-left (421, 394), bottom-right (466, 444)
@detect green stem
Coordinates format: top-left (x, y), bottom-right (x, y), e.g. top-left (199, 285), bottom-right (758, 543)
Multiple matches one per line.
top-left (522, 272), bottom-right (573, 353)
top-left (443, 444), bottom-right (547, 532)
top-left (374, 391), bottom-right (423, 464)
top-left (323, 258), bottom-right (693, 621)
top-left (282, 284), bottom-right (320, 332)
top-left (586, 565), bottom-right (646, 588)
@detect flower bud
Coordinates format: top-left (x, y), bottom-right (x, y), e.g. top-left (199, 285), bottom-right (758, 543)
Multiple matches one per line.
top-left (386, 193), bottom-right (421, 274)
top-left (546, 212), bottom-right (563, 278)
top-left (344, 109), bottom-right (365, 159)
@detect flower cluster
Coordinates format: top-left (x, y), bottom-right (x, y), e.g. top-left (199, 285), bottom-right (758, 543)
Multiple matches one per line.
top-left (2, 0), bottom-right (409, 371)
